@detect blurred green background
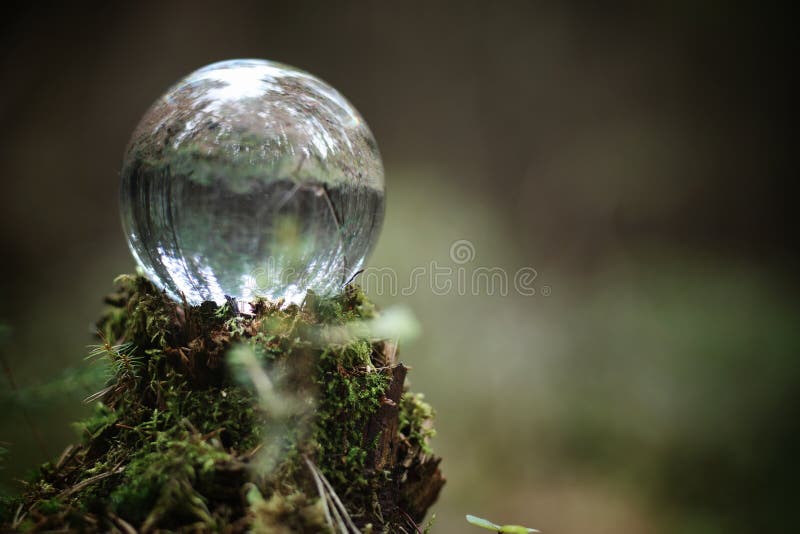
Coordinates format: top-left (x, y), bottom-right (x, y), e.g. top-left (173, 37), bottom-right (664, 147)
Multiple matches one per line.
top-left (0, 2), bottom-right (795, 533)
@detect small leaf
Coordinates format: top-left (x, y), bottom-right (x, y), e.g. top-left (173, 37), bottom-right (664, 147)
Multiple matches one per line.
top-left (499, 526), bottom-right (539, 534)
top-left (466, 514), bottom-right (539, 533)
top-left (466, 515), bottom-right (501, 530)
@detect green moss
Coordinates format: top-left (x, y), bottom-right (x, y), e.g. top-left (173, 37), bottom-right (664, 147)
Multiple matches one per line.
top-left (314, 343), bottom-right (391, 491)
top-left (2, 275), bottom-right (441, 532)
top-left (399, 393), bottom-right (437, 455)
top-left (72, 403), bottom-right (117, 440)
top-left (34, 498), bottom-right (62, 515)
top-left (109, 424), bottom-right (231, 527)
top-left (248, 485), bottom-right (328, 533)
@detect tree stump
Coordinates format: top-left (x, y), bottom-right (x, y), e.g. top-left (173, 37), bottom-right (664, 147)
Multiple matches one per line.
top-left (0, 275), bottom-right (444, 533)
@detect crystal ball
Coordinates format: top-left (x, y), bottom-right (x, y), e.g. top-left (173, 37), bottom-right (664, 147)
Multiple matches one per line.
top-left (120, 59), bottom-right (385, 306)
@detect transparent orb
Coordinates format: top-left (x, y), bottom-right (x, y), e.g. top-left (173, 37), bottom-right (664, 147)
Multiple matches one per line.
top-left (120, 59), bottom-right (385, 306)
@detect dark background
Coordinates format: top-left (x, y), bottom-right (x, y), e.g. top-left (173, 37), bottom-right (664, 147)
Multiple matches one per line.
top-left (1, 2), bottom-right (796, 533)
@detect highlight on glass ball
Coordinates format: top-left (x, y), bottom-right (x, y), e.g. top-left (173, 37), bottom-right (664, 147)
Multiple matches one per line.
top-left (120, 59), bottom-right (385, 307)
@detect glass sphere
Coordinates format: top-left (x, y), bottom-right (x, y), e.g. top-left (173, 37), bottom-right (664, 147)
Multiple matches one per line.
top-left (120, 59), bottom-right (385, 306)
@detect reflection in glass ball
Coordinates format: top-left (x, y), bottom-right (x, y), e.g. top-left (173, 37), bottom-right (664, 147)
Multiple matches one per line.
top-left (120, 59), bottom-right (384, 306)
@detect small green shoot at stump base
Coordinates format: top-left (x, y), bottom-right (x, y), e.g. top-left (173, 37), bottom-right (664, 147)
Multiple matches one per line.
top-left (466, 514), bottom-right (539, 533)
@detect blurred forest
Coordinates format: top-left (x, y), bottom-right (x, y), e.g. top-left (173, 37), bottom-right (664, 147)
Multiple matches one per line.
top-left (0, 2), bottom-right (796, 533)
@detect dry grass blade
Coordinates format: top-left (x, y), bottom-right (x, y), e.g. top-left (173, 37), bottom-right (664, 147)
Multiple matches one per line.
top-left (83, 385), bottom-right (114, 404)
top-left (59, 464), bottom-right (124, 498)
top-left (109, 512), bottom-right (138, 534)
top-left (304, 455), bottom-right (360, 534)
top-left (12, 503), bottom-right (25, 530)
top-left (304, 456), bottom-right (334, 529)
top-left (398, 507), bottom-right (424, 534)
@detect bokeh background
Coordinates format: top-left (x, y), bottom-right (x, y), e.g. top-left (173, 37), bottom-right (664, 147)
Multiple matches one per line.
top-left (1, 2), bottom-right (795, 533)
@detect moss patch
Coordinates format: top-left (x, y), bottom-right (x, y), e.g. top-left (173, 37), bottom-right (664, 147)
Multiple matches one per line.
top-left (1, 276), bottom-right (442, 532)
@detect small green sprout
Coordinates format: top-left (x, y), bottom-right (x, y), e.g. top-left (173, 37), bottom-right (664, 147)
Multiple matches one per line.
top-left (466, 514), bottom-right (539, 533)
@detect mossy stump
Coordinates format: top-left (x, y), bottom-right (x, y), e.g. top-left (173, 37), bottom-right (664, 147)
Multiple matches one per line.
top-left (0, 276), bottom-right (443, 533)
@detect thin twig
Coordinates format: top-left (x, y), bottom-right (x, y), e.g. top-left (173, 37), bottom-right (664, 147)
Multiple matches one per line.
top-left (304, 456), bottom-right (334, 529)
top-left (12, 503), bottom-right (25, 530)
top-left (83, 385), bottom-right (113, 404)
top-left (315, 460), bottom-right (360, 532)
top-left (59, 464), bottom-right (124, 498)
top-left (344, 269), bottom-right (364, 286)
top-left (55, 445), bottom-right (77, 470)
top-left (304, 455), bottom-right (360, 533)
top-left (109, 512), bottom-right (137, 534)
top-left (398, 507), bottom-right (423, 534)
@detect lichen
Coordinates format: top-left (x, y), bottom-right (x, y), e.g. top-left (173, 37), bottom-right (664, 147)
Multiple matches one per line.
top-left (1, 276), bottom-right (442, 532)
